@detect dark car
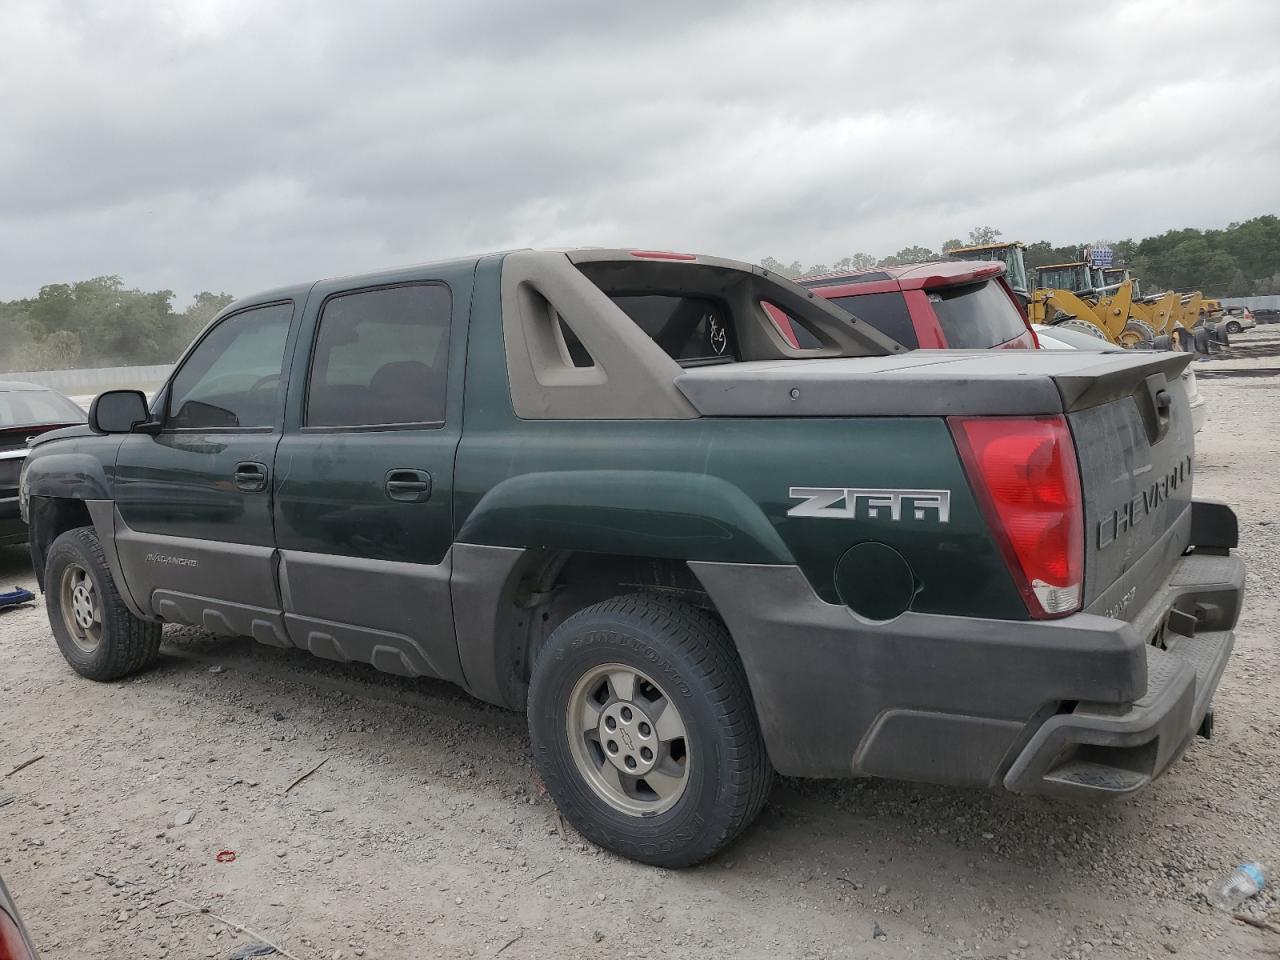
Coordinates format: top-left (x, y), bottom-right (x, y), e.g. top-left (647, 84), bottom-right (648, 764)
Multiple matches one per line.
top-left (793, 260), bottom-right (1038, 350)
top-left (1, 382), bottom-right (85, 546)
top-left (0, 876), bottom-right (39, 959)
top-left (21, 249), bottom-right (1242, 868)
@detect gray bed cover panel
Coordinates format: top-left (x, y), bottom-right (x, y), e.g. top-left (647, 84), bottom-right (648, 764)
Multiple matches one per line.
top-left (674, 350), bottom-right (1193, 418)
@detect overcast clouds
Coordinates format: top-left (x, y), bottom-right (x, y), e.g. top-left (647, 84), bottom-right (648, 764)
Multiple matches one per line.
top-left (2, 0), bottom-right (1278, 302)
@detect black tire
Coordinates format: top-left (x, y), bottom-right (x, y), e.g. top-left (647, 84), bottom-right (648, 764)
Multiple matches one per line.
top-left (1226, 320), bottom-right (1242, 335)
top-left (528, 595), bottom-right (772, 868)
top-left (1119, 319), bottom-right (1156, 348)
top-left (1193, 326), bottom-right (1212, 355)
top-left (44, 527), bottom-right (162, 681)
top-left (1152, 334), bottom-right (1173, 351)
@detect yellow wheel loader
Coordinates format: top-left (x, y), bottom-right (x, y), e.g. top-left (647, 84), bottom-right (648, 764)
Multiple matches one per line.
top-left (1028, 262), bottom-right (1151, 346)
top-left (1136, 291), bottom-right (1181, 336)
top-left (946, 241), bottom-right (1030, 307)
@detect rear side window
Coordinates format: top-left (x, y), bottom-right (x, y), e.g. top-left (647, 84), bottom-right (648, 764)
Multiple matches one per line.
top-left (827, 292), bottom-right (918, 349)
top-left (610, 295), bottom-right (734, 365)
top-left (167, 302), bottom-right (292, 429)
top-left (763, 301), bottom-right (823, 349)
top-left (928, 280), bottom-right (1027, 349)
top-left (306, 284), bottom-right (451, 428)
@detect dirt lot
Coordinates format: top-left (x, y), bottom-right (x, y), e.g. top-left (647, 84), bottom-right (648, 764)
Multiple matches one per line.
top-left (2, 332), bottom-right (1278, 960)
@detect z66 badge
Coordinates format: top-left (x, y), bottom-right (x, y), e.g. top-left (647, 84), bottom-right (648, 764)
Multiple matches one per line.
top-left (787, 487), bottom-right (951, 522)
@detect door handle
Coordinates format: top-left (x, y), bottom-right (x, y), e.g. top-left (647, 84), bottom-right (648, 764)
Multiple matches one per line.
top-left (233, 461), bottom-right (269, 492)
top-left (385, 469), bottom-right (432, 503)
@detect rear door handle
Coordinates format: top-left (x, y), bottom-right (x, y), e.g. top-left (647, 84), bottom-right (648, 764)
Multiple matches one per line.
top-left (385, 469), bottom-right (432, 503)
top-left (233, 461), bottom-right (269, 492)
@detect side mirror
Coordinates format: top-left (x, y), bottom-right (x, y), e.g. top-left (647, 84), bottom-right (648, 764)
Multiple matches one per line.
top-left (88, 390), bottom-right (153, 434)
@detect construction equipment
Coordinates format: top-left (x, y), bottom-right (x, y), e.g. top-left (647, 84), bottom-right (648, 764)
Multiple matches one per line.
top-left (948, 245), bottom-right (1189, 350)
top-left (1134, 290), bottom-right (1181, 337)
top-left (1103, 267), bottom-right (1142, 299)
top-left (1026, 261), bottom-right (1155, 347)
top-left (946, 242), bottom-right (1030, 306)
top-left (1034, 261), bottom-right (1093, 296)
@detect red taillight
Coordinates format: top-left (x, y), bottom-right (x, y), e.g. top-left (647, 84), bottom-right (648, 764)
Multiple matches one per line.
top-left (950, 415), bottom-right (1084, 619)
top-left (629, 250), bottom-right (697, 261)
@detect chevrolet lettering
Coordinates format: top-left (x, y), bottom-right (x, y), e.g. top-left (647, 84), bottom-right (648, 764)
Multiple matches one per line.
top-left (1097, 455), bottom-right (1193, 549)
top-left (19, 248), bottom-right (1244, 869)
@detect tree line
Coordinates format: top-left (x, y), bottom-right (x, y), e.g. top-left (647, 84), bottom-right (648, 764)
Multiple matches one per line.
top-left (3, 215), bottom-right (1276, 373)
top-left (763, 215), bottom-right (1280, 297)
top-left (0, 277), bottom-right (233, 373)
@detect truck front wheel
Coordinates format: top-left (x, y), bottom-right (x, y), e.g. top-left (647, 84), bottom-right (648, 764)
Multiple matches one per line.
top-left (44, 527), bottom-right (162, 681)
top-left (528, 595), bottom-right (772, 867)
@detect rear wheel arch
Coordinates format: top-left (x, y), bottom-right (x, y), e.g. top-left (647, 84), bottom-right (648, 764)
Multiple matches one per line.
top-left (454, 547), bottom-right (754, 713)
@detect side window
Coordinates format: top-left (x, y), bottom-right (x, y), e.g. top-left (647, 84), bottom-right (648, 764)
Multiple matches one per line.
top-left (306, 284), bottom-right (452, 428)
top-left (828, 293), bottom-right (919, 348)
top-left (167, 302), bottom-right (292, 429)
top-left (610, 295), bottom-right (735, 365)
top-left (762, 301), bottom-right (823, 349)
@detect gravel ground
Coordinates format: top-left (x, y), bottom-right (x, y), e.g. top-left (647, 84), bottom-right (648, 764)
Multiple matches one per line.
top-left (2, 331), bottom-right (1278, 960)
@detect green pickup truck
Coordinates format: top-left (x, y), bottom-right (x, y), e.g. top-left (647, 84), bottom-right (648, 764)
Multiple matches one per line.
top-left (20, 249), bottom-right (1245, 867)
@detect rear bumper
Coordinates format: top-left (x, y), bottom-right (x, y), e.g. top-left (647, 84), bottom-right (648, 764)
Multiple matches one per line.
top-left (690, 535), bottom-right (1244, 798)
top-left (1002, 556), bottom-right (1240, 798)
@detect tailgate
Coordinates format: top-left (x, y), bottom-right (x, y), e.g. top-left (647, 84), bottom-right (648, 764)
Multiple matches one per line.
top-left (1069, 361), bottom-right (1196, 618)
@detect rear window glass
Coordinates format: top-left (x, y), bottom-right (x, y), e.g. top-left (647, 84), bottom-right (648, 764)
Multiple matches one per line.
top-left (827, 292), bottom-right (918, 349)
top-left (611, 295), bottom-right (734, 365)
top-left (928, 280), bottom-right (1027, 348)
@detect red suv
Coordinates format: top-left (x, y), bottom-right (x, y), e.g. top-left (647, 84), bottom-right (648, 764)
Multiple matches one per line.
top-left (792, 261), bottom-right (1037, 350)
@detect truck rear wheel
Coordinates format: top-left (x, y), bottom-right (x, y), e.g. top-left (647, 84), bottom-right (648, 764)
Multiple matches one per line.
top-left (44, 527), bottom-right (162, 681)
top-left (528, 595), bottom-right (772, 867)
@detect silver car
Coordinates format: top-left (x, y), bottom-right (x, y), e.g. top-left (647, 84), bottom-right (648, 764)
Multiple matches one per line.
top-left (1032, 325), bottom-right (1207, 434)
top-left (1221, 307), bottom-right (1256, 334)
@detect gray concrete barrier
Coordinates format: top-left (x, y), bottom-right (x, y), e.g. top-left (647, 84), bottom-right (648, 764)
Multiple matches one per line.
top-left (3, 363), bottom-right (172, 393)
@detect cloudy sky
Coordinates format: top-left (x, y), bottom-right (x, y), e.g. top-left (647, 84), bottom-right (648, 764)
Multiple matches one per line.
top-left (3, 0), bottom-right (1278, 302)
